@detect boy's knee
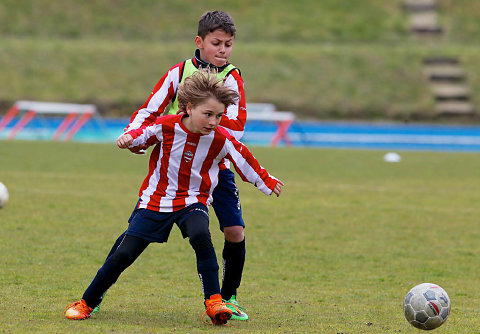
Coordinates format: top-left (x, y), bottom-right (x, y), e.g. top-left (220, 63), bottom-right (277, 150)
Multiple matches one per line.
top-left (223, 225), bottom-right (244, 243)
top-left (182, 212), bottom-right (212, 252)
top-left (189, 231), bottom-right (213, 253)
top-left (110, 248), bottom-right (137, 268)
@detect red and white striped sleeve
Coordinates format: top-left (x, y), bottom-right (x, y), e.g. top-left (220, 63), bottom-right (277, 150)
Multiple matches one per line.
top-left (219, 69), bottom-right (247, 140)
top-left (222, 131), bottom-right (278, 195)
top-left (124, 62), bottom-right (184, 132)
top-left (126, 115), bottom-right (179, 148)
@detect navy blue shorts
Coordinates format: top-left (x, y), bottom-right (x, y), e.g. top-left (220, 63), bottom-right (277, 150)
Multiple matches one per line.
top-left (125, 202), bottom-right (209, 243)
top-left (212, 169), bottom-right (245, 231)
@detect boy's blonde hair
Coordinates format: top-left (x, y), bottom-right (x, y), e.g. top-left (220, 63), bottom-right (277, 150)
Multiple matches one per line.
top-left (177, 70), bottom-right (239, 111)
top-left (198, 11), bottom-right (236, 39)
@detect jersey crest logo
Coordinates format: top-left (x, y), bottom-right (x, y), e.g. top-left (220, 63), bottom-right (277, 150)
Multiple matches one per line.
top-left (184, 150), bottom-right (194, 163)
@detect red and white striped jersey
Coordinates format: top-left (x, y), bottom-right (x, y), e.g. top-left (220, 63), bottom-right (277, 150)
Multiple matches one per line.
top-left (125, 53), bottom-right (247, 140)
top-left (127, 115), bottom-right (278, 213)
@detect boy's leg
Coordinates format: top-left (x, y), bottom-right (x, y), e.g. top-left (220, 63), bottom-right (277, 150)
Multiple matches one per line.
top-left (179, 209), bottom-right (232, 325)
top-left (101, 201), bottom-right (139, 262)
top-left (105, 231), bottom-right (127, 260)
top-left (65, 234), bottom-right (149, 320)
top-left (211, 169), bottom-right (248, 320)
top-left (212, 169), bottom-right (246, 299)
top-left (91, 201), bottom-right (145, 314)
top-left (221, 230), bottom-right (245, 298)
top-left (180, 211), bottom-right (220, 298)
top-left (91, 231), bottom-right (127, 314)
top-left (84, 235), bottom-right (149, 308)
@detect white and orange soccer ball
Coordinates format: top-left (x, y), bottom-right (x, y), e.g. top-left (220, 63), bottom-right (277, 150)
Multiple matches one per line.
top-left (404, 283), bottom-right (451, 330)
top-left (0, 182), bottom-right (9, 208)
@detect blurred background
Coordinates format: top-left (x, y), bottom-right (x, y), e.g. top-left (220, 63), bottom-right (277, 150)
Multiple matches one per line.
top-left (0, 0), bottom-right (479, 148)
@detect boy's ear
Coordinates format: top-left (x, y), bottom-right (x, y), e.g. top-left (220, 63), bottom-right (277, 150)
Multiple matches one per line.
top-left (194, 36), bottom-right (204, 49)
top-left (186, 102), bottom-right (193, 115)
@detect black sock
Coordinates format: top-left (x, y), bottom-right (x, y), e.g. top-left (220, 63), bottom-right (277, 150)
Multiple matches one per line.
top-left (221, 238), bottom-right (246, 300)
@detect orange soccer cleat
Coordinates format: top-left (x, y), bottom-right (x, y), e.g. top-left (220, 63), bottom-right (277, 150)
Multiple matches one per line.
top-left (202, 294), bottom-right (233, 325)
top-left (64, 299), bottom-right (93, 320)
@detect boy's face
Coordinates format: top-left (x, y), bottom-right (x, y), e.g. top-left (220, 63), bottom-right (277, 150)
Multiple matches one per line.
top-left (195, 29), bottom-right (234, 67)
top-left (184, 97), bottom-right (225, 135)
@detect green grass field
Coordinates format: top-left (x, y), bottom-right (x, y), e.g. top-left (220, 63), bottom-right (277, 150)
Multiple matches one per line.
top-left (1, 140), bottom-right (479, 333)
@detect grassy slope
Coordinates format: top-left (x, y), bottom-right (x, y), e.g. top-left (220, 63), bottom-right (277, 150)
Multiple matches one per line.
top-left (0, 0), bottom-right (407, 42)
top-left (3, 37), bottom-right (480, 119)
top-left (1, 140), bottom-right (479, 332)
top-left (0, 1), bottom-right (479, 119)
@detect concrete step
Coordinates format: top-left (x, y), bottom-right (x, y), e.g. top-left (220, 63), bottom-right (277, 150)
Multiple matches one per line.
top-left (423, 57), bottom-right (459, 65)
top-left (403, 0), bottom-right (437, 12)
top-left (411, 25), bottom-right (443, 35)
top-left (435, 101), bottom-right (475, 114)
top-left (424, 65), bottom-right (466, 82)
top-left (409, 12), bottom-right (438, 27)
top-left (431, 84), bottom-right (470, 101)
top-left (409, 12), bottom-right (442, 35)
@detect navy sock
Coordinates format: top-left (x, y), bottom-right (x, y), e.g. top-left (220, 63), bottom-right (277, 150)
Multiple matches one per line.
top-left (195, 247), bottom-right (220, 299)
top-left (221, 238), bottom-right (246, 300)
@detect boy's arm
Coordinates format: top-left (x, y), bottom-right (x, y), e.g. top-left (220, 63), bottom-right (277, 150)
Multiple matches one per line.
top-left (224, 135), bottom-right (283, 196)
top-left (117, 122), bottom-right (162, 149)
top-left (219, 69), bottom-right (247, 140)
top-left (124, 62), bottom-right (183, 132)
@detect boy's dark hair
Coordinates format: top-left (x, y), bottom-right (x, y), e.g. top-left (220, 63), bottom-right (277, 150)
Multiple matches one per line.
top-left (198, 11), bottom-right (236, 39)
top-left (177, 69), bottom-right (239, 111)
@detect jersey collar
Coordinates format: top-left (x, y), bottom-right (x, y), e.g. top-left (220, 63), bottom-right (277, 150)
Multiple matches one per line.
top-left (193, 49), bottom-right (230, 72)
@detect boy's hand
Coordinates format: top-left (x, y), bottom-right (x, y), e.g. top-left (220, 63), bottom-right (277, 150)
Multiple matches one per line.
top-left (128, 145), bottom-right (147, 154)
top-left (117, 134), bottom-right (134, 149)
top-left (273, 180), bottom-right (284, 197)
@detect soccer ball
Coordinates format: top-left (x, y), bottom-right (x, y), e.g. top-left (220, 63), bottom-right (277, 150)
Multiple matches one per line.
top-left (404, 283), bottom-right (451, 330)
top-left (0, 182), bottom-right (9, 208)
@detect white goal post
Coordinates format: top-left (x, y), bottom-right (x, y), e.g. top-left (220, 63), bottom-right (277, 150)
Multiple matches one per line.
top-left (0, 100), bottom-right (100, 141)
top-left (246, 103), bottom-right (295, 146)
